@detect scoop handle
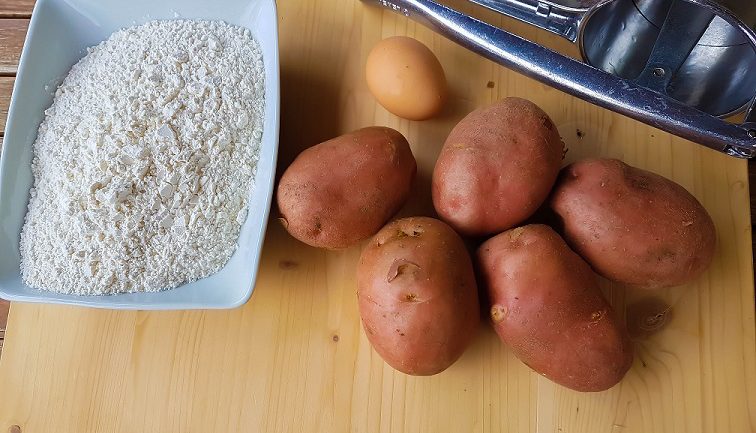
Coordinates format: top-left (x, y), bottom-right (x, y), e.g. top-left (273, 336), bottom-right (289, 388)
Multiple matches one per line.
top-left (467, 0), bottom-right (585, 42)
top-left (362, 0), bottom-right (756, 158)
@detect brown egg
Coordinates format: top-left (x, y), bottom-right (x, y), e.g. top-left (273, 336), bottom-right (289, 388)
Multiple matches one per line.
top-left (366, 36), bottom-right (447, 121)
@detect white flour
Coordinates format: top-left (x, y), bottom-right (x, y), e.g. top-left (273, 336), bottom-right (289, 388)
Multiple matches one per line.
top-left (19, 20), bottom-right (265, 295)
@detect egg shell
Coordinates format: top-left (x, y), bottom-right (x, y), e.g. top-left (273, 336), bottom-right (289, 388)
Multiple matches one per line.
top-left (366, 36), bottom-right (447, 121)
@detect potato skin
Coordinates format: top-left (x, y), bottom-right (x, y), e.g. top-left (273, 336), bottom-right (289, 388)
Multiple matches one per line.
top-left (277, 127), bottom-right (416, 249)
top-left (549, 158), bottom-right (716, 289)
top-left (432, 97), bottom-right (565, 236)
top-left (477, 224), bottom-right (633, 392)
top-left (357, 217), bottom-right (480, 375)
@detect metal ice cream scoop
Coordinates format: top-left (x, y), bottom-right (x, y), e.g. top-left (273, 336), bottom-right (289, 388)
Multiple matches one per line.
top-left (363, 0), bottom-right (756, 158)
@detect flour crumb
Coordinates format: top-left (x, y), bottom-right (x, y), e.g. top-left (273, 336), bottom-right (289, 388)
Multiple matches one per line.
top-left (19, 20), bottom-right (265, 295)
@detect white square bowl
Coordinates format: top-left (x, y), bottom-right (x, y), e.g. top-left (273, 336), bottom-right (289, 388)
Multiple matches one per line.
top-left (0, 0), bottom-right (280, 309)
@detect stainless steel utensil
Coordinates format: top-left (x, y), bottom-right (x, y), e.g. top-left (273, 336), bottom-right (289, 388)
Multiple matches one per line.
top-left (363, 0), bottom-right (756, 158)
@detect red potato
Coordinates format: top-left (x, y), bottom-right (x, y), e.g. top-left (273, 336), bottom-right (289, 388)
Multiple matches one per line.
top-left (432, 97), bottom-right (565, 236)
top-left (477, 224), bottom-right (633, 392)
top-left (277, 127), bottom-right (416, 249)
top-left (357, 217), bottom-right (480, 375)
top-left (549, 158), bottom-right (716, 289)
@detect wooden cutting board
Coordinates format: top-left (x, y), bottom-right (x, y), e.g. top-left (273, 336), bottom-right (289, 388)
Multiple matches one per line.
top-left (0, 1), bottom-right (754, 432)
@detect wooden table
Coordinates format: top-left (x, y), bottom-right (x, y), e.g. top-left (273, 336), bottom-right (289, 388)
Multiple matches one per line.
top-left (0, 1), bottom-right (754, 432)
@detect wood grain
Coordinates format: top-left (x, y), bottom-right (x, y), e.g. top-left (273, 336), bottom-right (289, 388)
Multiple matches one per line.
top-left (0, 300), bottom-right (7, 357)
top-left (0, 300), bottom-right (7, 329)
top-left (0, 0), bottom-right (35, 18)
top-left (0, 1), bottom-right (754, 432)
top-left (751, 161), bottom-right (756, 253)
top-left (0, 77), bottom-right (13, 135)
top-left (0, 19), bottom-right (26, 75)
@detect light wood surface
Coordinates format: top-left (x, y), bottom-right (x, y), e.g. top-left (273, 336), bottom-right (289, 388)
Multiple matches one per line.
top-left (0, 0), bottom-right (34, 18)
top-left (0, 19), bottom-right (26, 74)
top-left (0, 300), bottom-right (7, 354)
top-left (0, 77), bottom-right (12, 135)
top-left (0, 301), bottom-right (6, 328)
top-left (0, 1), bottom-right (755, 432)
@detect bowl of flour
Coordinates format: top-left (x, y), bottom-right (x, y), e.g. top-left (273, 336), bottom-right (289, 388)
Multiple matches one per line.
top-left (0, 0), bottom-right (279, 309)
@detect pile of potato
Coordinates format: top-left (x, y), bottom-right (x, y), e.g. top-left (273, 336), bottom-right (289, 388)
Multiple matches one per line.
top-left (276, 42), bottom-right (716, 392)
